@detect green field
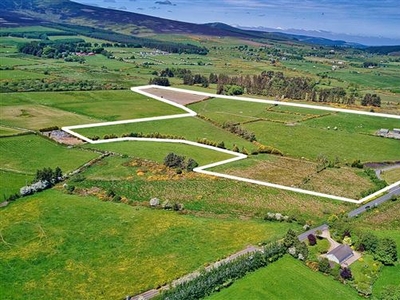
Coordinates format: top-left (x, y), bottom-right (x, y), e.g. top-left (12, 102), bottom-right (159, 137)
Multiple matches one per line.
top-left (381, 168), bottom-right (400, 184)
top-left (76, 116), bottom-right (255, 151)
top-left (0, 134), bottom-right (98, 175)
top-left (245, 120), bottom-right (399, 162)
top-left (1, 90), bottom-right (184, 129)
top-left (0, 189), bottom-right (292, 299)
top-left (84, 141), bottom-right (234, 166)
top-left (0, 170), bottom-right (31, 200)
top-left (189, 98), bottom-right (400, 162)
top-left (73, 155), bottom-right (354, 221)
top-left (207, 255), bottom-right (361, 300)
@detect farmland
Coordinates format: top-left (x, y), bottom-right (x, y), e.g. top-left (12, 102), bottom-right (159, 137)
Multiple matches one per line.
top-left (0, 189), bottom-right (293, 299)
top-left (0, 10), bottom-right (399, 300)
top-left (207, 255), bottom-right (361, 300)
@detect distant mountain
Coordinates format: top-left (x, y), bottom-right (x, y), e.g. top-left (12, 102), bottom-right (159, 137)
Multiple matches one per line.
top-left (237, 26), bottom-right (400, 47)
top-left (0, 0), bottom-right (375, 48)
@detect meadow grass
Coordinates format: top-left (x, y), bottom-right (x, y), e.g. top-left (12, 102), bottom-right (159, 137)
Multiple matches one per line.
top-left (76, 116), bottom-right (255, 151)
top-left (0, 56), bottom-right (40, 66)
top-left (0, 189), bottom-right (292, 299)
top-left (207, 255), bottom-right (361, 300)
top-left (0, 104), bottom-right (97, 130)
top-left (83, 140), bottom-right (235, 166)
top-left (0, 69), bottom-right (47, 80)
top-left (210, 155), bottom-right (375, 199)
top-left (0, 134), bottom-right (98, 175)
top-left (0, 126), bottom-right (26, 136)
top-left (0, 170), bottom-right (30, 200)
top-left (74, 155), bottom-right (354, 221)
top-left (381, 168), bottom-right (400, 184)
top-left (2, 90), bottom-right (184, 122)
top-left (244, 120), bottom-right (400, 162)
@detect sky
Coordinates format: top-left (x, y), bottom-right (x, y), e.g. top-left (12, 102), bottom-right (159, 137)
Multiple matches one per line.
top-left (73, 0), bottom-right (400, 43)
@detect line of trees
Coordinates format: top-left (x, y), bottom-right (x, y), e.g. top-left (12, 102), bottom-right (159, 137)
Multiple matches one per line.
top-left (214, 71), bottom-right (356, 105)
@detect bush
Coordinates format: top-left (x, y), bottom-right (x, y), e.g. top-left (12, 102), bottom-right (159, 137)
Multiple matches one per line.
top-left (308, 234), bottom-right (317, 246)
top-left (318, 257), bottom-right (331, 274)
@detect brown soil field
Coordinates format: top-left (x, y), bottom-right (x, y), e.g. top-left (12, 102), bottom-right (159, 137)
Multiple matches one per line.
top-left (142, 87), bottom-right (209, 105)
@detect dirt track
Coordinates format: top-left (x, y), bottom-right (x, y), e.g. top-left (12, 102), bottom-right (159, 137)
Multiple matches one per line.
top-left (142, 87), bottom-right (209, 105)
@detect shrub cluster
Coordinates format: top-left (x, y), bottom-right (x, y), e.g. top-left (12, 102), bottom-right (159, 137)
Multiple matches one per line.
top-left (359, 168), bottom-right (387, 197)
top-left (163, 153), bottom-right (199, 172)
top-left (252, 142), bottom-right (283, 156)
top-left (20, 167), bottom-right (63, 196)
top-left (196, 138), bottom-right (225, 149)
top-left (222, 122), bottom-right (256, 142)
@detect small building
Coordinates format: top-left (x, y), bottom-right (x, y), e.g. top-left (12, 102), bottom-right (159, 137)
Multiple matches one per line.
top-left (326, 244), bottom-right (354, 264)
top-left (393, 128), bottom-right (400, 134)
top-left (378, 129), bottom-right (389, 136)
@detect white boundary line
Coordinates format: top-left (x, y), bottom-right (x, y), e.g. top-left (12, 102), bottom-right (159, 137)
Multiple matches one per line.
top-left (62, 85), bottom-right (400, 204)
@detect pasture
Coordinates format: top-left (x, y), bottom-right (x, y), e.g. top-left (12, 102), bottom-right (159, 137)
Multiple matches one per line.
top-left (76, 116), bottom-right (255, 151)
top-left (210, 155), bottom-right (374, 199)
top-left (0, 134), bottom-right (98, 175)
top-left (189, 97), bottom-right (400, 162)
top-left (84, 140), bottom-right (235, 166)
top-left (1, 90), bottom-right (184, 129)
top-left (207, 255), bottom-right (361, 300)
top-left (0, 189), bottom-right (292, 299)
top-left (73, 155), bottom-right (354, 221)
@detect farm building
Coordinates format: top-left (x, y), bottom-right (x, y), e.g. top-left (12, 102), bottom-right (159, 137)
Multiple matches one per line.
top-left (326, 244), bottom-right (354, 264)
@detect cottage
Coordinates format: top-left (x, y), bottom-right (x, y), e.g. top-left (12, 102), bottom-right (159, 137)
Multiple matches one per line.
top-left (326, 244), bottom-right (354, 264)
top-left (378, 128), bottom-right (389, 136)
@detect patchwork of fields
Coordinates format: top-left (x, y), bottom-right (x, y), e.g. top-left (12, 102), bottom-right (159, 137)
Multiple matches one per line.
top-left (1, 25), bottom-right (399, 300)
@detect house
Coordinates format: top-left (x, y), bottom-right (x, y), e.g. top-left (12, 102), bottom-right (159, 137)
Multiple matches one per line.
top-left (326, 244), bottom-right (354, 264)
top-left (378, 128), bottom-right (389, 136)
top-left (393, 128), bottom-right (400, 134)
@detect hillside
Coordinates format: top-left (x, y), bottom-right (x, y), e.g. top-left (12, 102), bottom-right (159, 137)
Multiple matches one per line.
top-left (0, 0), bottom-right (362, 47)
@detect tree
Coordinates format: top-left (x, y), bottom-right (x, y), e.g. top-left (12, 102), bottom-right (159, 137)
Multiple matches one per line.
top-left (358, 232), bottom-right (379, 252)
top-left (374, 238), bottom-right (398, 265)
top-left (318, 257), bottom-right (331, 274)
top-left (163, 153), bottom-right (185, 169)
top-left (186, 158), bottom-right (198, 172)
top-left (284, 229), bottom-right (297, 248)
top-left (307, 234), bottom-right (317, 246)
top-left (340, 267), bottom-right (353, 280)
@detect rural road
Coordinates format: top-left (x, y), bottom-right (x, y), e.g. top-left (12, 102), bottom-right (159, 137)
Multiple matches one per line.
top-left (348, 184), bottom-right (400, 217)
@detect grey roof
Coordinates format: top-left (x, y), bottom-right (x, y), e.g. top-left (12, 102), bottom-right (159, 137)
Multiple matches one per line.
top-left (327, 244), bottom-right (353, 264)
top-left (298, 224), bottom-right (329, 242)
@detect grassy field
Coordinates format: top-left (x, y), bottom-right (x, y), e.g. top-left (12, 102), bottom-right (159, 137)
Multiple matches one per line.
top-left (73, 155), bottom-right (354, 221)
top-left (381, 168), bottom-right (400, 184)
top-left (0, 126), bottom-right (27, 136)
top-left (188, 97), bottom-right (400, 162)
top-left (0, 170), bottom-right (31, 200)
top-left (76, 116), bottom-right (255, 151)
top-left (0, 134), bottom-right (98, 175)
top-left (207, 255), bottom-right (361, 300)
top-left (245, 120), bottom-right (399, 162)
top-left (211, 155), bottom-right (375, 199)
top-left (0, 189), bottom-right (293, 299)
top-left (84, 141), bottom-right (235, 166)
top-left (1, 90), bottom-right (184, 129)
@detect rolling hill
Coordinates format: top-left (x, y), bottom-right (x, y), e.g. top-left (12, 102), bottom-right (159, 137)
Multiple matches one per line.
top-left (0, 0), bottom-right (365, 47)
